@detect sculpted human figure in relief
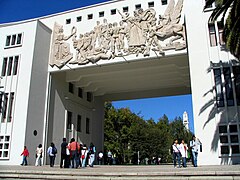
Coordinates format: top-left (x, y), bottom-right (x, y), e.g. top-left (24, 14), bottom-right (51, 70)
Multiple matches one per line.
top-left (50, 22), bottom-right (76, 68)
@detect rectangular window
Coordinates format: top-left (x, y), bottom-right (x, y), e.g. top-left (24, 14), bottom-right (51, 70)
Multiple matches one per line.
top-left (232, 145), bottom-right (240, 154)
top-left (229, 125), bottom-right (238, 133)
top-left (213, 68), bottom-right (224, 107)
top-left (16, 34), bottom-right (22, 45)
top-left (11, 35), bottom-right (16, 46)
top-left (230, 135), bottom-right (238, 143)
top-left (87, 92), bottom-right (92, 102)
top-left (217, 22), bottom-right (225, 45)
top-left (77, 115), bottom-right (81, 132)
top-left (223, 67), bottom-right (234, 106)
top-left (7, 57), bottom-right (13, 76)
top-left (221, 145), bottom-right (229, 154)
top-left (123, 6), bottom-right (129, 13)
top-left (13, 56), bottom-right (19, 75)
top-left (5, 36), bottom-right (11, 47)
top-left (111, 9), bottom-right (116, 15)
top-left (161, 0), bottom-right (167, 5)
top-left (67, 111), bottom-right (72, 130)
top-left (205, 0), bottom-right (213, 8)
top-left (233, 66), bottom-right (240, 105)
top-left (148, 2), bottom-right (154, 8)
top-left (7, 92), bottom-right (14, 122)
top-left (69, 83), bottom-right (74, 94)
top-left (220, 135), bottom-right (228, 143)
top-left (2, 93), bottom-right (9, 122)
top-left (76, 16), bottom-right (82, 22)
top-left (135, 4), bottom-right (141, 9)
top-left (0, 135), bottom-right (10, 159)
top-left (5, 33), bottom-right (23, 48)
top-left (208, 23), bottom-right (217, 46)
top-left (1, 58), bottom-right (8, 76)
top-left (66, 19), bottom-right (71, 24)
top-left (219, 125), bottom-right (227, 133)
top-left (86, 118), bottom-right (90, 134)
top-left (99, 11), bottom-right (104, 17)
top-left (78, 88), bottom-right (83, 98)
top-left (88, 14), bottom-right (93, 20)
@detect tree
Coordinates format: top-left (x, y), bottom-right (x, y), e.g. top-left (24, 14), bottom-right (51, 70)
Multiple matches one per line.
top-left (204, 0), bottom-right (240, 60)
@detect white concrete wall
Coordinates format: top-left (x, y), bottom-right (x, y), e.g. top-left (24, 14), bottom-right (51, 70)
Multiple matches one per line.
top-left (0, 21), bottom-right (39, 165)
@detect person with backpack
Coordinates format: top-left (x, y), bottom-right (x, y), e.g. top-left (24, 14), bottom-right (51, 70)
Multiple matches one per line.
top-left (190, 135), bottom-right (201, 167)
top-left (172, 139), bottom-right (181, 168)
top-left (88, 142), bottom-right (96, 167)
top-left (47, 142), bottom-right (57, 167)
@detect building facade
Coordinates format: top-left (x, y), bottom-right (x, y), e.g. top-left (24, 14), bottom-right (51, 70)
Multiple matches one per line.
top-left (0, 0), bottom-right (239, 165)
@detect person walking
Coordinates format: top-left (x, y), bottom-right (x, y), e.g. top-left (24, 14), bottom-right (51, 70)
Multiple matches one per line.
top-left (47, 142), bottom-right (57, 167)
top-left (68, 138), bottom-right (81, 168)
top-left (35, 144), bottom-right (43, 166)
top-left (172, 139), bottom-right (181, 168)
top-left (179, 140), bottom-right (188, 168)
top-left (20, 146), bottom-right (29, 166)
top-left (88, 142), bottom-right (96, 167)
top-left (81, 144), bottom-right (88, 168)
top-left (60, 138), bottom-right (70, 168)
top-left (107, 150), bottom-right (113, 165)
top-left (98, 151), bottom-right (104, 165)
top-left (190, 135), bottom-right (201, 167)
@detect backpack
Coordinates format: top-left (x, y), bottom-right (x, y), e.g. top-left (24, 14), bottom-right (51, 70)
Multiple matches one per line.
top-left (52, 146), bottom-right (57, 155)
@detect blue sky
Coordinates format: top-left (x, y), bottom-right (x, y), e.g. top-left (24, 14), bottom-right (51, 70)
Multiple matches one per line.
top-left (113, 95), bottom-right (194, 132)
top-left (0, 0), bottom-right (195, 132)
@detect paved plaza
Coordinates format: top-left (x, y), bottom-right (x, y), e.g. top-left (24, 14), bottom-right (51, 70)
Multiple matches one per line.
top-left (0, 164), bottom-right (240, 179)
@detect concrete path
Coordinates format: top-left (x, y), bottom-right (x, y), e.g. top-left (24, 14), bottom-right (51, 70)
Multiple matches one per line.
top-left (0, 164), bottom-right (240, 179)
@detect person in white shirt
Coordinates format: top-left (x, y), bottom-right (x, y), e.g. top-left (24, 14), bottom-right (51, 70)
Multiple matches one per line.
top-left (81, 144), bottom-right (88, 168)
top-left (190, 135), bottom-right (201, 167)
top-left (179, 140), bottom-right (188, 167)
top-left (172, 139), bottom-right (181, 168)
top-left (35, 144), bottom-right (43, 166)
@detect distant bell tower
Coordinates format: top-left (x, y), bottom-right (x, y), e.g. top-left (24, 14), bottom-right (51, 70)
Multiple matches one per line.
top-left (183, 111), bottom-right (189, 131)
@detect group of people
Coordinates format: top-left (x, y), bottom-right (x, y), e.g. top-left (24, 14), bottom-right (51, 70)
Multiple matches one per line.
top-left (172, 135), bottom-right (202, 168)
top-left (20, 138), bottom-right (96, 168)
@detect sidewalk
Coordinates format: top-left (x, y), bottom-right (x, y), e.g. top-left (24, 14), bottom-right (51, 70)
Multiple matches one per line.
top-left (0, 164), bottom-right (240, 179)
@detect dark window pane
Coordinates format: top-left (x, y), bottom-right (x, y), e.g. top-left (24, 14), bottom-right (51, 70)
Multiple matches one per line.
top-left (111, 9), bottom-right (116, 15)
top-left (123, 7), bottom-right (128, 12)
top-left (205, 0), bottom-right (213, 8)
top-left (88, 14), bottom-right (93, 20)
top-left (208, 23), bottom-right (217, 46)
top-left (217, 22), bottom-right (225, 45)
top-left (229, 125), bottom-right (238, 133)
top-left (230, 135), bottom-right (239, 143)
top-left (135, 4), bottom-right (141, 9)
top-left (78, 88), bottom-right (83, 98)
top-left (2, 93), bottom-right (9, 122)
top-left (223, 67), bottom-right (234, 106)
top-left (219, 125), bottom-right (227, 133)
top-left (5, 36), bottom-right (11, 46)
top-left (213, 68), bottom-right (224, 107)
top-left (67, 111), bottom-right (72, 130)
top-left (11, 35), bottom-right (16, 45)
top-left (221, 146), bottom-right (229, 154)
top-left (66, 19), bottom-right (71, 24)
top-left (0, 92), bottom-right (3, 113)
top-left (220, 135), bottom-right (228, 143)
top-left (148, 2), bottom-right (154, 7)
top-left (1, 58), bottom-right (8, 76)
top-left (13, 56), bottom-right (19, 75)
top-left (233, 66), bottom-right (240, 105)
top-left (86, 118), bottom-right (90, 134)
top-left (7, 92), bottom-right (14, 122)
top-left (7, 57), bottom-right (13, 76)
top-left (16, 33), bottom-right (22, 44)
top-left (161, 0), bottom-right (167, 5)
top-left (231, 145), bottom-right (240, 154)
top-left (77, 115), bottom-right (81, 132)
top-left (77, 16), bottom-right (82, 22)
top-left (99, 11), bottom-right (104, 17)
top-left (87, 92), bottom-right (92, 102)
top-left (69, 83), bottom-right (74, 93)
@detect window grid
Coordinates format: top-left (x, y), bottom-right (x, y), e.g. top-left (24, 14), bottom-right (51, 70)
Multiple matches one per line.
top-left (208, 23), bottom-right (217, 47)
top-left (5, 33), bottom-right (23, 48)
top-left (0, 135), bottom-right (10, 159)
top-left (1, 55), bottom-right (20, 77)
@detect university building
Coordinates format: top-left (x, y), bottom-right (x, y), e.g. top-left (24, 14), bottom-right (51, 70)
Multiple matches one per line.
top-left (0, 0), bottom-right (239, 165)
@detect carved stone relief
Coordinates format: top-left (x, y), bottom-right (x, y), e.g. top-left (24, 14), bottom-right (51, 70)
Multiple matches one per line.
top-left (49, 0), bottom-right (186, 68)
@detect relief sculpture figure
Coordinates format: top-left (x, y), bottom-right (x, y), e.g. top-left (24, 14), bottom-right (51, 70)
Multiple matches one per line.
top-left (50, 22), bottom-right (76, 68)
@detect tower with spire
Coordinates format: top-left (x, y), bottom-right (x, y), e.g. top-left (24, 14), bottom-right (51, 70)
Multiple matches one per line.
top-left (183, 111), bottom-right (189, 131)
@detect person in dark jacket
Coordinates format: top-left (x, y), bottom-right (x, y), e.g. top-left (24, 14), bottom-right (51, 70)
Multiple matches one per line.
top-left (60, 138), bottom-right (70, 168)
